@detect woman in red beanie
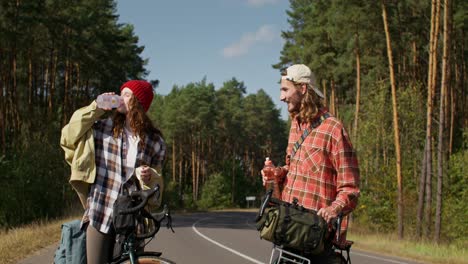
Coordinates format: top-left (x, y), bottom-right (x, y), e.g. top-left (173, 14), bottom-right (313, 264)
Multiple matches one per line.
top-left (60, 80), bottom-right (166, 263)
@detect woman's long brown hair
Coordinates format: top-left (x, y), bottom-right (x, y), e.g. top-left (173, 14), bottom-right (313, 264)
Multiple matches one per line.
top-left (112, 96), bottom-right (163, 147)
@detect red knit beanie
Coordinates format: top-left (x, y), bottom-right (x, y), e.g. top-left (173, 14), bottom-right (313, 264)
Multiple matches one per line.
top-left (120, 80), bottom-right (154, 112)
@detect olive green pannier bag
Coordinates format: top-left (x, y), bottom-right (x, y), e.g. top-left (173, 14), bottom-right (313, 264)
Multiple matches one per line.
top-left (256, 191), bottom-right (329, 255)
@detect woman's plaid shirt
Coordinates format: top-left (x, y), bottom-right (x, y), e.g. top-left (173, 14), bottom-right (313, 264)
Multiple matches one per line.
top-left (83, 118), bottom-right (166, 234)
top-left (281, 110), bottom-right (360, 216)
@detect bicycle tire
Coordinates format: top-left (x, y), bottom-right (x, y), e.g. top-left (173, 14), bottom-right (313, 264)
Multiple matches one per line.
top-left (115, 252), bottom-right (176, 264)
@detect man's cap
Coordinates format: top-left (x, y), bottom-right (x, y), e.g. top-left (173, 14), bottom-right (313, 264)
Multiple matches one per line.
top-left (282, 64), bottom-right (325, 98)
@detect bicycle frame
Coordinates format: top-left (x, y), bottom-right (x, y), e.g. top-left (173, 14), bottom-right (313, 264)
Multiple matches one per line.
top-left (110, 233), bottom-right (136, 264)
top-left (108, 186), bottom-right (174, 264)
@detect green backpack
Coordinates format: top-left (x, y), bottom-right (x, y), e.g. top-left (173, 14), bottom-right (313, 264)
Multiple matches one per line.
top-left (256, 197), bottom-right (329, 255)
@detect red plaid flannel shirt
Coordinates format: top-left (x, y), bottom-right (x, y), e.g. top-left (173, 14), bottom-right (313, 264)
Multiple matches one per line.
top-left (280, 109), bottom-right (360, 243)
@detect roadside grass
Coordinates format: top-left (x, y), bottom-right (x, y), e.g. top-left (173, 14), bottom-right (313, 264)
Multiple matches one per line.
top-left (348, 229), bottom-right (467, 264)
top-left (0, 216), bottom-right (77, 264)
top-left (1, 212), bottom-right (466, 264)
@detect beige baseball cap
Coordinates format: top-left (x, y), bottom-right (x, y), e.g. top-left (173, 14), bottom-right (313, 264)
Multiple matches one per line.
top-left (282, 64), bottom-right (325, 98)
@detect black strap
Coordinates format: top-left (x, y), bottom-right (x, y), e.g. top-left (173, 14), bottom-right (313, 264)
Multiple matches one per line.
top-left (290, 112), bottom-right (330, 159)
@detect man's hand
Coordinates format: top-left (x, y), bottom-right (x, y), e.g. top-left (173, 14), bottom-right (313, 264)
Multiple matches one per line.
top-left (260, 169), bottom-right (271, 186)
top-left (138, 165), bottom-right (151, 185)
top-left (317, 206), bottom-right (339, 224)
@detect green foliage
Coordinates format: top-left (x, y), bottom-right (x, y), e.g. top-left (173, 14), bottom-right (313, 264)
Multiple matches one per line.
top-left (352, 82), bottom-right (427, 233)
top-left (0, 134), bottom-right (71, 227)
top-left (151, 77), bottom-right (287, 212)
top-left (442, 143), bottom-right (468, 243)
top-left (0, 0), bottom-right (148, 228)
top-left (197, 173), bottom-right (232, 210)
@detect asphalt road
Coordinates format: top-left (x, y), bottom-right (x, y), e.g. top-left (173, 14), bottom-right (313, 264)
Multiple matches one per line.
top-left (19, 211), bottom-right (423, 264)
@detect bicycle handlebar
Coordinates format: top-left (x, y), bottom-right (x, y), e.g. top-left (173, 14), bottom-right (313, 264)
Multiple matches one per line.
top-left (119, 185), bottom-right (160, 215)
top-left (256, 189), bottom-right (273, 221)
top-left (134, 204), bottom-right (174, 240)
top-left (114, 185), bottom-right (175, 240)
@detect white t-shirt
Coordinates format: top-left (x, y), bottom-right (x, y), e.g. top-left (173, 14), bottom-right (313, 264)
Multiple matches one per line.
top-left (124, 127), bottom-right (140, 178)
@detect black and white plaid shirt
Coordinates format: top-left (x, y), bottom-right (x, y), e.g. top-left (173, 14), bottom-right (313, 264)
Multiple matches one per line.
top-left (83, 118), bottom-right (165, 234)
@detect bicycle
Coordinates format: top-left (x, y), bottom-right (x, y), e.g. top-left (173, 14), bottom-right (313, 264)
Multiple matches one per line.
top-left (258, 191), bottom-right (353, 264)
top-left (109, 185), bottom-right (175, 264)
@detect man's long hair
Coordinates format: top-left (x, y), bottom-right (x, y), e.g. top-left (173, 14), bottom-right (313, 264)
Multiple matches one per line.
top-left (298, 83), bottom-right (323, 123)
top-left (112, 96), bottom-right (163, 146)
top-left (281, 71), bottom-right (323, 124)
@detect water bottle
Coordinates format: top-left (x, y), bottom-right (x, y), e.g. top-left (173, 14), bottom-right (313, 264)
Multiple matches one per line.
top-left (96, 94), bottom-right (121, 109)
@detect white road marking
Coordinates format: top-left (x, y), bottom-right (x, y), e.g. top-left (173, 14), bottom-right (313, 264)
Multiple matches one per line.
top-left (192, 214), bottom-right (414, 264)
top-left (192, 217), bottom-right (266, 264)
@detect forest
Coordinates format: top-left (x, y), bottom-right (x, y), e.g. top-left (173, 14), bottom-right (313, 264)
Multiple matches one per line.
top-left (0, 0), bottom-right (466, 247)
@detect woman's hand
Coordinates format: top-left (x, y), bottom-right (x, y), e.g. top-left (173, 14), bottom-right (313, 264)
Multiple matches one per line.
top-left (139, 165), bottom-right (152, 185)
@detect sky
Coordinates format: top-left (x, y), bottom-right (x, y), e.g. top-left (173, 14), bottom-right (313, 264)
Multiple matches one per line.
top-left (115, 0), bottom-right (291, 119)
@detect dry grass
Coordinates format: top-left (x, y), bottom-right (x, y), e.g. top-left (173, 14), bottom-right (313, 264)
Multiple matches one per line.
top-left (0, 217), bottom-right (77, 264)
top-left (348, 229), bottom-right (468, 264)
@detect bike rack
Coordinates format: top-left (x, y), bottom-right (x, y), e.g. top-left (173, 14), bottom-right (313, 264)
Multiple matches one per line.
top-left (270, 246), bottom-right (311, 264)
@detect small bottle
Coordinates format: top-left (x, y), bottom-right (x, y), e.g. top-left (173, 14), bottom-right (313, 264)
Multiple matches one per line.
top-left (263, 157), bottom-right (275, 191)
top-left (96, 94), bottom-right (121, 109)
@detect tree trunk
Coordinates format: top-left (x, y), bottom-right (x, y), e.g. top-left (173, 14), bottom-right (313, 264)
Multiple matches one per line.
top-left (231, 157), bottom-right (236, 204)
top-left (449, 63), bottom-right (458, 156)
top-left (382, 0), bottom-right (404, 239)
top-left (425, 0), bottom-right (441, 239)
top-left (48, 49), bottom-right (58, 119)
top-left (41, 60), bottom-right (47, 111)
top-left (412, 40), bottom-right (418, 80)
top-left (62, 55), bottom-right (70, 126)
top-left (196, 135), bottom-right (201, 198)
top-left (322, 79), bottom-right (328, 108)
top-left (192, 142), bottom-right (196, 201)
top-left (435, 0), bottom-right (451, 243)
top-left (330, 79), bottom-right (336, 116)
top-left (418, 0), bottom-right (440, 239)
top-left (172, 140), bottom-right (176, 182)
top-left (178, 143), bottom-right (183, 203)
top-left (416, 150), bottom-right (426, 238)
top-left (353, 32), bottom-right (361, 142)
top-left (28, 51), bottom-right (33, 106)
top-left (75, 63), bottom-right (80, 109)
top-left (0, 72), bottom-right (4, 155)
top-left (201, 139), bottom-right (205, 185)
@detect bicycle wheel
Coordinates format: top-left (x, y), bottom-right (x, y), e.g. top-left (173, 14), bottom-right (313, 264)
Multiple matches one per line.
top-left (115, 252), bottom-right (176, 264)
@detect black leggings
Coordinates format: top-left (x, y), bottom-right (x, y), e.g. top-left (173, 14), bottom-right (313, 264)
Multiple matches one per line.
top-left (86, 224), bottom-right (115, 264)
